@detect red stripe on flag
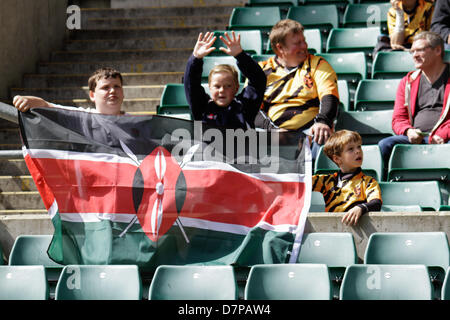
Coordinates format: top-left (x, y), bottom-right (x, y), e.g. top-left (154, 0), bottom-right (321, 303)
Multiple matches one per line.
top-left (28, 156), bottom-right (305, 229)
top-left (180, 169), bottom-right (305, 227)
top-left (24, 154), bottom-right (55, 210)
top-left (31, 158), bottom-right (137, 214)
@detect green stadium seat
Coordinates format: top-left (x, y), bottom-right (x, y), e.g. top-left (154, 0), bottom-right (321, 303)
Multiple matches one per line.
top-left (247, 0), bottom-right (296, 5)
top-left (314, 145), bottom-right (384, 181)
top-left (9, 235), bottom-right (63, 281)
top-left (340, 264), bottom-right (433, 300)
top-left (304, 28), bottom-right (323, 54)
top-left (211, 30), bottom-right (263, 56)
top-left (301, 0), bottom-right (352, 5)
top-left (201, 56), bottom-right (241, 83)
top-left (228, 7), bottom-right (281, 30)
top-left (55, 265), bottom-right (142, 300)
top-left (228, 7), bottom-right (281, 50)
top-left (0, 266), bottom-right (49, 300)
top-left (442, 267), bottom-right (450, 300)
top-left (265, 28), bottom-right (323, 54)
top-left (247, 0), bottom-right (296, 18)
top-left (286, 5), bottom-right (339, 34)
top-left (297, 232), bottom-right (357, 298)
top-left (379, 181), bottom-right (442, 211)
top-left (326, 27), bottom-right (380, 56)
top-left (354, 79), bottom-right (400, 111)
top-left (337, 79), bottom-right (350, 111)
top-left (157, 84), bottom-right (192, 120)
top-left (381, 204), bottom-right (422, 212)
top-left (310, 191), bottom-right (325, 212)
top-left (317, 52), bottom-right (366, 101)
top-left (364, 231), bottom-right (450, 299)
top-left (388, 144), bottom-right (450, 183)
top-left (372, 51), bottom-right (415, 79)
top-left (244, 264), bottom-right (332, 300)
top-left (149, 265), bottom-right (238, 300)
top-left (440, 205), bottom-right (450, 211)
top-left (318, 52), bottom-right (367, 84)
top-left (343, 3), bottom-right (391, 32)
top-left (445, 50), bottom-right (450, 63)
top-left (335, 110), bottom-right (394, 145)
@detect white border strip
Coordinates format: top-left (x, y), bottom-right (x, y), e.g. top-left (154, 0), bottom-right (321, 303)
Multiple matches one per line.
top-left (288, 138), bottom-right (312, 263)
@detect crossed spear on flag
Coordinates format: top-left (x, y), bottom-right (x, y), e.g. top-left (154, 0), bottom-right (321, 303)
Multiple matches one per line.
top-left (118, 140), bottom-right (199, 244)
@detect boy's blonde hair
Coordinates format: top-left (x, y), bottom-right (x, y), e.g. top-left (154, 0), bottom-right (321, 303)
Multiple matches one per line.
top-left (269, 19), bottom-right (304, 55)
top-left (88, 67), bottom-right (123, 91)
top-left (208, 64), bottom-right (239, 87)
top-left (323, 130), bottom-right (362, 161)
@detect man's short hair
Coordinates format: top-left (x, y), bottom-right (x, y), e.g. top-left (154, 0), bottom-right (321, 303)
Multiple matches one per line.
top-left (413, 31), bottom-right (445, 58)
top-left (323, 130), bottom-right (362, 161)
top-left (269, 19), bottom-right (304, 54)
top-left (208, 64), bottom-right (239, 87)
top-left (88, 67), bottom-right (123, 91)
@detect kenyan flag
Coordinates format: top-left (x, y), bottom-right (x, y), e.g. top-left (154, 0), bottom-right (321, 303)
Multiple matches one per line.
top-left (19, 108), bottom-right (311, 270)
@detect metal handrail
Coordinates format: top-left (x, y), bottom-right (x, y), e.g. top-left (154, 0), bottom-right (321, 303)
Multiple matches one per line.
top-left (0, 101), bottom-right (18, 124)
top-left (0, 150), bottom-right (22, 159)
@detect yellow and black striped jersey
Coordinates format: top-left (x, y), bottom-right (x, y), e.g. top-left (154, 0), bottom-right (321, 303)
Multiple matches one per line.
top-left (312, 169), bottom-right (382, 212)
top-left (387, 0), bottom-right (434, 44)
top-left (258, 54), bottom-right (339, 131)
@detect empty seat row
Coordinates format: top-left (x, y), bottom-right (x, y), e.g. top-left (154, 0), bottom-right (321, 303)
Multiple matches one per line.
top-left (3, 263), bottom-right (447, 300)
top-left (3, 232), bottom-right (449, 299)
top-left (0, 263), bottom-right (443, 300)
top-left (237, 3), bottom-right (390, 31)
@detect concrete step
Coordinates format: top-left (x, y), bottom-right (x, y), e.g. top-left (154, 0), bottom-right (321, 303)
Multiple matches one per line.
top-left (81, 4), bottom-right (238, 18)
top-left (0, 144), bottom-right (21, 151)
top-left (0, 160), bottom-right (29, 176)
top-left (0, 176), bottom-right (36, 192)
top-left (0, 128), bottom-right (20, 144)
top-left (11, 85), bottom-right (165, 100)
top-left (0, 191), bottom-right (45, 210)
top-left (23, 72), bottom-right (183, 87)
top-left (38, 59), bottom-right (187, 74)
top-left (51, 48), bottom-right (192, 62)
top-left (65, 37), bottom-right (197, 51)
top-left (52, 99), bottom-right (160, 113)
top-left (0, 118), bottom-right (17, 129)
top-left (84, 15), bottom-right (230, 29)
top-left (110, 0), bottom-right (244, 9)
top-left (68, 25), bottom-right (224, 40)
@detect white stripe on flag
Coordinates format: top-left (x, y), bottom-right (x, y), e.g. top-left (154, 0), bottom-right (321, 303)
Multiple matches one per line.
top-left (48, 200), bottom-right (59, 220)
top-left (26, 148), bottom-right (305, 183)
top-left (182, 161), bottom-right (306, 183)
top-left (55, 213), bottom-right (300, 235)
top-left (59, 212), bottom-right (138, 223)
top-left (288, 138), bottom-right (313, 263)
top-left (26, 149), bottom-right (138, 167)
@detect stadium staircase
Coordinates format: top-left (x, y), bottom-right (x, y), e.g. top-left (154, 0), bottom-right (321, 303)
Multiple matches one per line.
top-left (0, 0), bottom-right (245, 221)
